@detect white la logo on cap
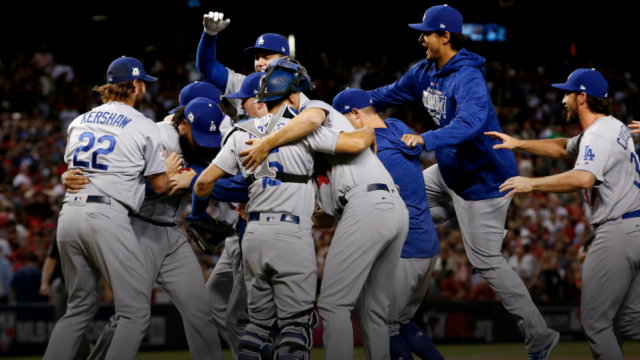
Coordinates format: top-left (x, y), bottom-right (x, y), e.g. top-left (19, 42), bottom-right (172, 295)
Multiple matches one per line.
top-left (254, 89), bottom-right (258, 94)
top-left (132, 67), bottom-right (140, 76)
top-left (282, 47), bottom-right (286, 52)
top-left (210, 121), bottom-right (217, 132)
top-left (345, 105), bottom-right (350, 110)
top-left (580, 85), bottom-right (586, 90)
top-left (188, 112), bottom-right (195, 122)
top-left (370, 99), bottom-right (373, 103)
top-left (258, 36), bottom-right (264, 45)
top-left (440, 24), bottom-right (446, 28)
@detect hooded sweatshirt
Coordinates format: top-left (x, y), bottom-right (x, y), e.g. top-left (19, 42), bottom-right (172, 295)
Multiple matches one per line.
top-left (376, 118), bottom-right (439, 258)
top-left (369, 49), bottom-right (517, 200)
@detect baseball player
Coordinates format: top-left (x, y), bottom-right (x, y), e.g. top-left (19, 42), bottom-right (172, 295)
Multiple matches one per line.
top-left (363, 4), bottom-right (560, 359)
top-left (332, 88), bottom-right (443, 360)
top-left (240, 67), bottom-right (409, 360)
top-left (487, 69), bottom-right (640, 360)
top-left (191, 58), bottom-right (382, 360)
top-left (62, 83), bottom-right (252, 360)
top-left (196, 11), bottom-right (311, 113)
top-left (44, 57), bottom-right (170, 360)
top-left (204, 71), bottom-right (267, 358)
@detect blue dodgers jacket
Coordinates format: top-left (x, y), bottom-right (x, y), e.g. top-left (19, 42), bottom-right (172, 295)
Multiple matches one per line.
top-left (368, 49), bottom-right (517, 200)
top-left (376, 119), bottom-right (439, 258)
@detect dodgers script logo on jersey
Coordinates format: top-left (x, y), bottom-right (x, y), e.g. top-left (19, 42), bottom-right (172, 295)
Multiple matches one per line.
top-left (422, 87), bottom-right (447, 126)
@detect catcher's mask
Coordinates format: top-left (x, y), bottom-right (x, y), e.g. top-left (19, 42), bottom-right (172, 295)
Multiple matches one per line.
top-left (255, 58), bottom-right (314, 104)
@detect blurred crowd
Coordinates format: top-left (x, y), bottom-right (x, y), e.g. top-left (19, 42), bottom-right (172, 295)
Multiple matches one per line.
top-left (1, 43), bottom-right (639, 305)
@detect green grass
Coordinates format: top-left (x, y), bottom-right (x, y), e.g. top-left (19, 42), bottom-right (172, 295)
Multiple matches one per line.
top-left (6, 342), bottom-right (640, 359)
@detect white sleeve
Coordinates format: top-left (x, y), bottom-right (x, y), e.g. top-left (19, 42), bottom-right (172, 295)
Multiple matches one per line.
top-left (566, 134), bottom-right (582, 158)
top-left (143, 125), bottom-right (168, 176)
top-left (212, 134), bottom-right (240, 175)
top-left (573, 133), bottom-right (610, 183)
top-left (304, 126), bottom-right (341, 154)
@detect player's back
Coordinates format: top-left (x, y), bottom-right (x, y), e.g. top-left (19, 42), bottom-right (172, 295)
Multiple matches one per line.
top-left (214, 107), bottom-right (316, 218)
top-left (570, 116), bottom-right (640, 225)
top-left (64, 101), bottom-right (166, 212)
top-left (303, 100), bottom-right (394, 215)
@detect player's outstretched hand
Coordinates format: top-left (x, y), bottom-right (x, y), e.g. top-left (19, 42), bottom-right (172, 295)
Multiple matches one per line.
top-left (499, 176), bottom-right (533, 198)
top-left (401, 134), bottom-right (425, 148)
top-left (203, 12), bottom-right (231, 36)
top-left (629, 121), bottom-right (640, 134)
top-left (240, 138), bottom-right (269, 172)
top-left (484, 131), bottom-right (520, 150)
top-left (165, 151), bottom-right (182, 178)
top-left (168, 168), bottom-right (197, 195)
top-left (62, 169), bottom-right (90, 194)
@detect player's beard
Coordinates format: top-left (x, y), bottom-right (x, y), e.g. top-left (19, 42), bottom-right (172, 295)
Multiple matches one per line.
top-left (566, 101), bottom-right (579, 123)
top-left (133, 91), bottom-right (145, 110)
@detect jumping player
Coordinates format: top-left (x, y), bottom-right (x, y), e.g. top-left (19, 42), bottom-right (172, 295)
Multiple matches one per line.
top-left (367, 5), bottom-right (559, 359)
top-left (44, 57), bottom-right (170, 360)
top-left (332, 88), bottom-right (443, 360)
top-left (487, 69), bottom-right (640, 360)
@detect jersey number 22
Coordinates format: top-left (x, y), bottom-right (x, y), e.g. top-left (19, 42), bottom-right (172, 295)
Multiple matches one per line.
top-left (73, 131), bottom-right (116, 170)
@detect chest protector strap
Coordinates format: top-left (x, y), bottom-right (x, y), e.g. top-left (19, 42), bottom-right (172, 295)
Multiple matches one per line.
top-left (232, 106), bottom-right (311, 186)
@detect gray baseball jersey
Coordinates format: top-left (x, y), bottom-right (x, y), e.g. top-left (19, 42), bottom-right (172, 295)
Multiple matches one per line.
top-left (213, 106), bottom-right (338, 218)
top-left (64, 101), bottom-right (167, 211)
top-left (302, 100), bottom-right (394, 215)
top-left (224, 68), bottom-right (310, 113)
top-left (566, 116), bottom-right (640, 225)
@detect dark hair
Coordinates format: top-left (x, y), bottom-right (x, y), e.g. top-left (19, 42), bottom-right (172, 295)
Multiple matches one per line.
top-left (172, 106), bottom-right (187, 128)
top-left (586, 95), bottom-right (613, 115)
top-left (434, 31), bottom-right (469, 51)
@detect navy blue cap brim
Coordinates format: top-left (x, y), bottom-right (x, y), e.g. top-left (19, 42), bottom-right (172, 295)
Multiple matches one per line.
top-left (141, 74), bottom-right (158, 82)
top-left (408, 23), bottom-right (438, 32)
top-left (551, 83), bottom-right (577, 92)
top-left (225, 91), bottom-right (254, 100)
top-left (192, 130), bottom-right (222, 149)
top-left (244, 46), bottom-right (287, 56)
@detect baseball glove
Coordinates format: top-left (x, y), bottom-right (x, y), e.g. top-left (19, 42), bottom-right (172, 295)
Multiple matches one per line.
top-left (180, 215), bottom-right (237, 255)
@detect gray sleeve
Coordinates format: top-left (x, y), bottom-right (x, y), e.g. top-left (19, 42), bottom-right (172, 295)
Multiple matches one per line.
top-left (212, 134), bottom-right (240, 175)
top-left (158, 122), bottom-right (181, 155)
top-left (573, 133), bottom-right (610, 183)
top-left (143, 125), bottom-right (168, 176)
top-left (566, 134), bottom-right (582, 158)
top-left (304, 126), bottom-right (341, 154)
top-left (225, 68), bottom-right (246, 95)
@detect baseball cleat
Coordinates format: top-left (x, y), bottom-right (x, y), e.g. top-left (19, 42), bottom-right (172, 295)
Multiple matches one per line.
top-left (527, 332), bottom-right (560, 360)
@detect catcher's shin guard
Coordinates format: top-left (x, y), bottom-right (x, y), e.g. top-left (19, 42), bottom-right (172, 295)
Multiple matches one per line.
top-left (274, 308), bottom-right (318, 360)
top-left (237, 333), bottom-right (270, 360)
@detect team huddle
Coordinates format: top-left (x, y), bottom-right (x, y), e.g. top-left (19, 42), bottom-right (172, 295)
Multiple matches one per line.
top-left (42, 4), bottom-right (640, 360)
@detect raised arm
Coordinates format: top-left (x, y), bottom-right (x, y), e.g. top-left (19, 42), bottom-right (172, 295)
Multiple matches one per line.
top-left (196, 12), bottom-right (231, 91)
top-left (368, 66), bottom-right (418, 111)
top-left (484, 132), bottom-right (572, 159)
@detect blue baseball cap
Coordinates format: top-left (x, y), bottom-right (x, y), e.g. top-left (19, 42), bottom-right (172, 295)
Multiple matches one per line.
top-left (409, 5), bottom-right (463, 33)
top-left (225, 72), bottom-right (266, 100)
top-left (332, 89), bottom-right (374, 114)
top-left (169, 82), bottom-right (222, 114)
top-left (184, 97), bottom-right (225, 148)
top-left (107, 56), bottom-right (157, 84)
top-left (244, 34), bottom-right (289, 56)
top-left (551, 69), bottom-right (609, 99)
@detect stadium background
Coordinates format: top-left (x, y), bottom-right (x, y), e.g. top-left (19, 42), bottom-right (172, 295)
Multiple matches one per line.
top-left (1, 0), bottom-right (640, 358)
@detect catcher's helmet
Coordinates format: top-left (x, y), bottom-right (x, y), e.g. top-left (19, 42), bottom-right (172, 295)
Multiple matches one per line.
top-left (255, 58), bottom-right (314, 103)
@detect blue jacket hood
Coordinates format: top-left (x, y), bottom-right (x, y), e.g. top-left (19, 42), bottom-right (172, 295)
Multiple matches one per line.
top-left (431, 48), bottom-right (486, 77)
top-left (376, 119), bottom-right (422, 157)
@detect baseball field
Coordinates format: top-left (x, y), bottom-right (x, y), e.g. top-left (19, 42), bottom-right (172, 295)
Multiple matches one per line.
top-left (4, 342), bottom-right (640, 360)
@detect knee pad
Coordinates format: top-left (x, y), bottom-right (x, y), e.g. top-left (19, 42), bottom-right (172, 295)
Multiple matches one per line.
top-left (274, 308), bottom-right (319, 360)
top-left (238, 332), bottom-right (271, 360)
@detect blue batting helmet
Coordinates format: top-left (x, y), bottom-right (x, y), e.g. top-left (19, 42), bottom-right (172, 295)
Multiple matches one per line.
top-left (255, 58), bottom-right (313, 103)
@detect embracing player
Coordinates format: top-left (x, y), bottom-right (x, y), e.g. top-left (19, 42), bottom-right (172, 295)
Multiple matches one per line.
top-left (487, 69), bottom-right (640, 360)
top-left (190, 58), bottom-right (381, 360)
top-left (366, 5), bottom-right (559, 359)
top-left (44, 57), bottom-right (170, 360)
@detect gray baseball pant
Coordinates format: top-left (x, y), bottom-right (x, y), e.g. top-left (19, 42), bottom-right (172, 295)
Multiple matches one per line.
top-left (318, 185), bottom-right (409, 360)
top-left (423, 165), bottom-right (557, 353)
top-left (388, 255), bottom-right (438, 336)
top-left (241, 215), bottom-right (317, 342)
top-left (44, 200), bottom-right (150, 360)
top-left (581, 217), bottom-right (640, 359)
top-left (207, 235), bottom-right (248, 358)
top-left (89, 217), bottom-right (224, 360)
